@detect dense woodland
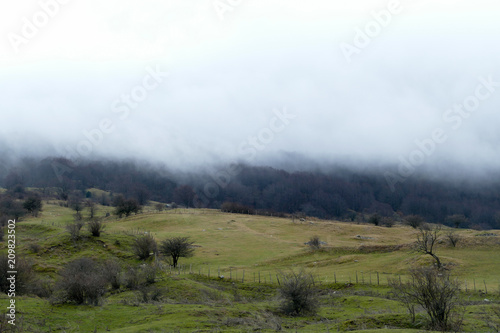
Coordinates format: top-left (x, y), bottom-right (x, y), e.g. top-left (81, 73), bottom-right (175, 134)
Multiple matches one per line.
top-left (2, 157), bottom-right (500, 229)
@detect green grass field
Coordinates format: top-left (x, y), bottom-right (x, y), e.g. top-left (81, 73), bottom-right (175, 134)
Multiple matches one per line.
top-left (1, 198), bottom-right (500, 332)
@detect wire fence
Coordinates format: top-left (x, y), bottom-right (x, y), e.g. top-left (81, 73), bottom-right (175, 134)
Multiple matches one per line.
top-left (163, 264), bottom-right (499, 295)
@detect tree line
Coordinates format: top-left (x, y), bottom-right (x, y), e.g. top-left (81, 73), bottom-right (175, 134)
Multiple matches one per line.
top-left (2, 157), bottom-right (500, 229)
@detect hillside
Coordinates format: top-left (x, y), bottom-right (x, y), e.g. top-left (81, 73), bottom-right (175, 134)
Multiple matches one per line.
top-left (1, 199), bottom-right (500, 332)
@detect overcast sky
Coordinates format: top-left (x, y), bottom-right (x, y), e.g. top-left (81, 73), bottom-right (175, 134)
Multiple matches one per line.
top-left (1, 0), bottom-right (500, 172)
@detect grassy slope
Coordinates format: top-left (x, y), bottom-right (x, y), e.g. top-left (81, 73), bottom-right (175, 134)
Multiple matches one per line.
top-left (1, 200), bottom-right (499, 332)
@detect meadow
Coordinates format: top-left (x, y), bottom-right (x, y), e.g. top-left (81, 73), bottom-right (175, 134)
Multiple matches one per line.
top-left (1, 197), bottom-right (500, 332)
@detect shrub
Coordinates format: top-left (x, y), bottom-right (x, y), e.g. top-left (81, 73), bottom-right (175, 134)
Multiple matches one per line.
top-left (137, 285), bottom-right (162, 303)
top-left (405, 215), bottom-right (424, 229)
top-left (123, 266), bottom-right (141, 290)
top-left (220, 201), bottom-right (255, 215)
top-left (66, 221), bottom-right (84, 241)
top-left (87, 219), bottom-right (105, 237)
top-left (142, 263), bottom-right (159, 285)
top-left (390, 267), bottom-right (462, 331)
top-left (28, 243), bottom-right (42, 253)
top-left (277, 269), bottom-right (318, 316)
top-left (446, 230), bottom-right (461, 247)
top-left (53, 258), bottom-right (107, 305)
top-left (23, 195), bottom-right (42, 217)
top-left (0, 255), bottom-right (35, 295)
top-left (308, 236), bottom-right (321, 250)
top-left (102, 259), bottom-right (122, 290)
top-left (368, 214), bottom-right (381, 226)
top-left (132, 234), bottom-right (158, 260)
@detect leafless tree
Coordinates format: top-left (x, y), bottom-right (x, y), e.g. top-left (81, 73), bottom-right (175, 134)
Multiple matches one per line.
top-left (415, 224), bottom-right (443, 269)
top-left (445, 230), bottom-right (461, 248)
top-left (66, 221), bottom-right (84, 241)
top-left (390, 267), bottom-right (463, 331)
top-left (159, 237), bottom-right (194, 268)
top-left (405, 215), bottom-right (424, 229)
top-left (85, 199), bottom-right (97, 219)
top-left (445, 214), bottom-right (468, 228)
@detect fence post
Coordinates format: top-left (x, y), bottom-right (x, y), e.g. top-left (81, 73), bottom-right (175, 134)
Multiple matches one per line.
top-left (259, 271), bottom-right (261, 283)
top-left (356, 271), bottom-right (358, 284)
top-left (474, 279), bottom-right (476, 292)
top-left (270, 272), bottom-right (272, 284)
top-left (484, 280), bottom-right (488, 294)
top-left (377, 272), bottom-right (379, 286)
top-left (334, 272), bottom-right (337, 284)
top-left (230, 267), bottom-right (232, 280)
top-left (242, 270), bottom-right (245, 283)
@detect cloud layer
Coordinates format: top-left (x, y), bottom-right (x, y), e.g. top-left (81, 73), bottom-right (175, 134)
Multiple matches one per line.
top-left (1, 0), bottom-right (500, 172)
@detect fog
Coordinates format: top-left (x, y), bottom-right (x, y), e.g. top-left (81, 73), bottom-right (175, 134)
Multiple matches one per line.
top-left (1, 0), bottom-right (500, 176)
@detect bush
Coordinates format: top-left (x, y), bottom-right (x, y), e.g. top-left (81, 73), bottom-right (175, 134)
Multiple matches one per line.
top-left (132, 234), bottom-right (158, 260)
top-left (28, 243), bottom-right (42, 253)
top-left (0, 255), bottom-right (35, 295)
top-left (66, 221), bottom-right (84, 241)
top-left (405, 215), bottom-right (424, 229)
top-left (123, 266), bottom-right (141, 290)
top-left (102, 259), bottom-right (122, 290)
top-left (143, 263), bottom-right (159, 285)
top-left (87, 219), bottom-right (105, 237)
top-left (308, 236), bottom-right (321, 250)
top-left (368, 214), bottom-right (381, 226)
top-left (446, 230), bottom-right (461, 247)
top-left (277, 269), bottom-right (318, 316)
top-left (390, 267), bottom-right (462, 331)
top-left (53, 258), bottom-right (107, 305)
top-left (221, 201), bottom-right (255, 215)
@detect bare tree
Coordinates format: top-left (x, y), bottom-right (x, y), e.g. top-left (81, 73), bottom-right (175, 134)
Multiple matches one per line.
top-left (85, 199), bottom-right (97, 219)
top-left (405, 215), bottom-right (424, 229)
top-left (277, 269), bottom-right (318, 316)
top-left (445, 214), bottom-right (468, 228)
top-left (445, 230), bottom-right (461, 248)
top-left (415, 224), bottom-right (443, 269)
top-left (66, 221), bottom-right (84, 241)
top-left (159, 237), bottom-right (194, 268)
top-left (390, 267), bottom-right (462, 331)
